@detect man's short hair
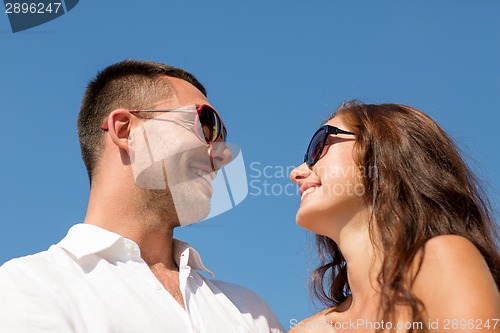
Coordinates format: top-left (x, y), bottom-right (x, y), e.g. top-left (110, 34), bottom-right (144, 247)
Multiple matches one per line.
top-left (77, 59), bottom-right (207, 184)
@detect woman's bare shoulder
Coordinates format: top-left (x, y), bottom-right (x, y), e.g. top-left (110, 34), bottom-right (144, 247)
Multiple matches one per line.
top-left (413, 235), bottom-right (500, 324)
top-left (416, 234), bottom-right (492, 277)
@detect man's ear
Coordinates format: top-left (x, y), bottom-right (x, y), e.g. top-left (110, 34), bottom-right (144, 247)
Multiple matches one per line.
top-left (107, 109), bottom-right (132, 152)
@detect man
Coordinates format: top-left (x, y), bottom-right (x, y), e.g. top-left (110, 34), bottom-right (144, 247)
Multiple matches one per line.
top-left (0, 60), bottom-right (284, 332)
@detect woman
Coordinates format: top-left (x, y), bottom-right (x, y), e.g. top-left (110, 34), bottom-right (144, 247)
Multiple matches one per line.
top-left (289, 101), bottom-right (500, 332)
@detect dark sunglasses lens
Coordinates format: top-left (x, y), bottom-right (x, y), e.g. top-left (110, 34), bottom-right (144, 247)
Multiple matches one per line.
top-left (307, 129), bottom-right (326, 166)
top-left (221, 126), bottom-right (227, 141)
top-left (198, 106), bottom-right (224, 142)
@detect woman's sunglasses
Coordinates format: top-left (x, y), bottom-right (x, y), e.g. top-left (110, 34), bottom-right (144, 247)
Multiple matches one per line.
top-left (101, 104), bottom-right (227, 143)
top-left (304, 125), bottom-right (355, 167)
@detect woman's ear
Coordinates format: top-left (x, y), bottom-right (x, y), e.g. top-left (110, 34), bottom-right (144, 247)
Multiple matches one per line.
top-left (106, 109), bottom-right (132, 153)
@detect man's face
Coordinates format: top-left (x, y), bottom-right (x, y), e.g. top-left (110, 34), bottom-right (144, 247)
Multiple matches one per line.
top-left (128, 77), bottom-right (231, 226)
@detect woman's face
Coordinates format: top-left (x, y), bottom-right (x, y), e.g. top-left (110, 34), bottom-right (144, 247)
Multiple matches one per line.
top-left (290, 116), bottom-right (367, 238)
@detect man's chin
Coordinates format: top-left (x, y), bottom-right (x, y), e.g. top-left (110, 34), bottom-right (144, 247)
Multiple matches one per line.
top-left (137, 181), bottom-right (212, 226)
top-left (164, 205), bottom-right (207, 227)
top-left (176, 201), bottom-right (211, 226)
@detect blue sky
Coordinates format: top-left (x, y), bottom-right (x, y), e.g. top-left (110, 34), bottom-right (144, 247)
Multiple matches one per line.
top-left (1, 1), bottom-right (499, 329)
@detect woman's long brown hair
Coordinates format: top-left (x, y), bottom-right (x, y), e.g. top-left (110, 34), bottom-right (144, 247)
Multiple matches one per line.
top-left (311, 101), bottom-right (500, 332)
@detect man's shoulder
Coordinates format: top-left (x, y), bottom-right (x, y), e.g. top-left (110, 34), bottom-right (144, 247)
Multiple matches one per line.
top-left (209, 279), bottom-right (264, 306)
top-left (1, 248), bottom-right (49, 270)
top-left (0, 245), bottom-right (73, 282)
top-left (206, 278), bottom-right (285, 332)
top-left (0, 245), bottom-right (83, 332)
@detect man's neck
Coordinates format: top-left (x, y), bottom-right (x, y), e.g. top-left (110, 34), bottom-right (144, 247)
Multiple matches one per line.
top-left (83, 197), bottom-right (186, 308)
top-left (129, 225), bottom-right (178, 270)
top-left (84, 180), bottom-right (180, 271)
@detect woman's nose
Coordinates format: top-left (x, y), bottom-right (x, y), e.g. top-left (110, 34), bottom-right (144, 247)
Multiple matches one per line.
top-left (290, 163), bottom-right (311, 184)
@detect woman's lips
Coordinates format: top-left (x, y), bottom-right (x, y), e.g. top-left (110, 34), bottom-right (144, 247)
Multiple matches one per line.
top-left (300, 182), bottom-right (321, 201)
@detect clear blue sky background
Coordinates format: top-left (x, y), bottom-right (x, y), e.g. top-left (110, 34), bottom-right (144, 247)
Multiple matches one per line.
top-left (1, 1), bottom-right (499, 329)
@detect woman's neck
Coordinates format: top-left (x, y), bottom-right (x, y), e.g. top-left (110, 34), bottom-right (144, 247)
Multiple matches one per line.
top-left (328, 211), bottom-right (382, 315)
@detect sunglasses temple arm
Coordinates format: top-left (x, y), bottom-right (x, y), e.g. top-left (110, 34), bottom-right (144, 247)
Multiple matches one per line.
top-left (336, 129), bottom-right (355, 135)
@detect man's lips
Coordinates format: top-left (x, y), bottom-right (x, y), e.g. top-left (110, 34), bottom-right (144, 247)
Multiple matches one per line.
top-left (189, 163), bottom-right (216, 182)
top-left (188, 165), bottom-right (215, 196)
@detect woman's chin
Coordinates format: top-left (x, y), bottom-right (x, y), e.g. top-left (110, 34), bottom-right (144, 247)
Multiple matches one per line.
top-left (296, 212), bottom-right (327, 235)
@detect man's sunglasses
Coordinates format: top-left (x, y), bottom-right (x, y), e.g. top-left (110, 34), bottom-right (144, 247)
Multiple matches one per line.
top-left (304, 125), bottom-right (355, 167)
top-left (101, 104), bottom-right (227, 143)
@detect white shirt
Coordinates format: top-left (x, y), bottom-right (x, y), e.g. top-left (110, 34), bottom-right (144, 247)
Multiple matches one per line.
top-left (0, 224), bottom-right (285, 333)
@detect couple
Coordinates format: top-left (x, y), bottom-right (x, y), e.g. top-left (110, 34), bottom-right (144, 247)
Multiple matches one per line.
top-left (0, 60), bottom-right (498, 333)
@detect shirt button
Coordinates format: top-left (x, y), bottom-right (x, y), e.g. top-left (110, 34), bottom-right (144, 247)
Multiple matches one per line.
top-left (154, 284), bottom-right (162, 291)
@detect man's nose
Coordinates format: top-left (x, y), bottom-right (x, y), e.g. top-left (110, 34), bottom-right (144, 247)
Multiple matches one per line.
top-left (290, 163), bottom-right (311, 184)
top-left (208, 142), bottom-right (233, 171)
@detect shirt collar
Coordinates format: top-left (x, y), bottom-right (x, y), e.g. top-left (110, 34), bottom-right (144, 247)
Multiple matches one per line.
top-left (58, 224), bottom-right (213, 277)
top-left (173, 239), bottom-right (214, 277)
